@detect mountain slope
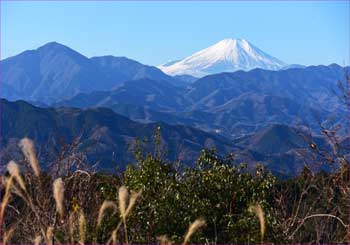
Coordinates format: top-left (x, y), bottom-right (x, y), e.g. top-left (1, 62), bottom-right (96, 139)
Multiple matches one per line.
top-left (158, 38), bottom-right (286, 77)
top-left (90, 56), bottom-right (177, 85)
top-left (234, 124), bottom-right (332, 177)
top-left (186, 64), bottom-right (349, 112)
top-left (0, 99), bottom-right (235, 173)
top-left (1, 42), bottom-right (177, 103)
top-left (1, 99), bottom-right (341, 177)
top-left (2, 42), bottom-right (108, 103)
top-left (56, 78), bottom-right (189, 112)
top-left (57, 65), bottom-right (348, 137)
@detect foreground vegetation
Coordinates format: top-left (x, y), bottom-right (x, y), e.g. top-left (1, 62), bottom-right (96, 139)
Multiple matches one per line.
top-left (0, 134), bottom-right (349, 244)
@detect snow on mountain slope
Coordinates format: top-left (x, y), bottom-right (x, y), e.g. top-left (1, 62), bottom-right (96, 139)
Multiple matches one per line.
top-left (158, 38), bottom-right (287, 77)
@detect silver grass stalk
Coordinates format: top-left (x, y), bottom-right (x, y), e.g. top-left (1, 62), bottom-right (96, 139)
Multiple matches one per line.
top-left (79, 210), bottom-right (86, 245)
top-left (2, 225), bottom-right (15, 245)
top-left (46, 226), bottom-right (54, 245)
top-left (112, 229), bottom-right (118, 244)
top-left (34, 235), bottom-right (41, 245)
top-left (0, 176), bottom-right (13, 225)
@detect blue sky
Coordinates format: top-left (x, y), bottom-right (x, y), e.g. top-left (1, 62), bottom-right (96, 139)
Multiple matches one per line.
top-left (1, 1), bottom-right (349, 66)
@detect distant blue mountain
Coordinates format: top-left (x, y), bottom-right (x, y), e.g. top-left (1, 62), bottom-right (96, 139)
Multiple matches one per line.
top-left (173, 74), bottom-right (198, 84)
top-left (57, 63), bottom-right (350, 137)
top-left (1, 42), bottom-right (178, 103)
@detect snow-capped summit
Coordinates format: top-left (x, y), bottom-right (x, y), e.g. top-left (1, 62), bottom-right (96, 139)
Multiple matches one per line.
top-left (158, 38), bottom-right (287, 77)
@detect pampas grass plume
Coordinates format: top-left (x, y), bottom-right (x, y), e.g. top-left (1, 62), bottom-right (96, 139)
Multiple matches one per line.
top-left (118, 185), bottom-right (129, 221)
top-left (249, 203), bottom-right (265, 242)
top-left (19, 138), bottom-right (40, 177)
top-left (125, 190), bottom-right (142, 217)
top-left (53, 178), bottom-right (64, 218)
top-left (97, 200), bottom-right (117, 227)
top-left (182, 218), bottom-right (206, 245)
top-left (7, 161), bottom-right (26, 191)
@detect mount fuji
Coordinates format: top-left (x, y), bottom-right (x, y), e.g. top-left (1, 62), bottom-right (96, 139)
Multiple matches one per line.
top-left (158, 38), bottom-right (287, 77)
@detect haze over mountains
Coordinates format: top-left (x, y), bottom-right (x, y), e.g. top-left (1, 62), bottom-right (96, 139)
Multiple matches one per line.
top-left (1, 40), bottom-right (349, 176)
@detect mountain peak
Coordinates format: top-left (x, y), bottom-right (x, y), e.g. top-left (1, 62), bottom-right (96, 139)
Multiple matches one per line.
top-left (159, 38), bottom-right (286, 77)
top-left (220, 37), bottom-right (248, 43)
top-left (36, 41), bottom-right (86, 58)
top-left (37, 41), bottom-right (70, 51)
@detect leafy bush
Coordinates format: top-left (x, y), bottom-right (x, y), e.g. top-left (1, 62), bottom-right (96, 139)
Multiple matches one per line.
top-left (1, 136), bottom-right (349, 244)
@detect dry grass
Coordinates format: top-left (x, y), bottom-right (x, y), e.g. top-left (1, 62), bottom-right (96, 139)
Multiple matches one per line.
top-left (118, 185), bottom-right (129, 224)
top-left (2, 225), bottom-right (15, 244)
top-left (79, 210), bottom-right (86, 245)
top-left (19, 138), bottom-right (40, 177)
top-left (97, 200), bottom-right (118, 227)
top-left (7, 161), bottom-right (26, 191)
top-left (0, 176), bottom-right (13, 227)
top-left (182, 218), bottom-right (206, 245)
top-left (46, 226), bottom-right (54, 245)
top-left (0, 138), bottom-right (223, 244)
top-left (249, 203), bottom-right (265, 242)
top-left (33, 235), bottom-right (41, 245)
top-left (115, 185), bottom-right (142, 244)
top-left (53, 178), bottom-right (65, 218)
top-left (157, 235), bottom-right (173, 245)
top-left (1, 137), bottom-right (349, 244)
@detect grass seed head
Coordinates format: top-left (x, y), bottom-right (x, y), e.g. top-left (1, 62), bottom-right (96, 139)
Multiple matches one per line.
top-left (249, 203), bottom-right (265, 242)
top-left (19, 138), bottom-right (40, 177)
top-left (7, 161), bottom-right (26, 191)
top-left (118, 185), bottom-right (129, 221)
top-left (53, 178), bottom-right (65, 218)
top-left (97, 200), bottom-right (117, 227)
top-left (183, 218), bottom-right (206, 245)
top-left (125, 190), bottom-right (142, 217)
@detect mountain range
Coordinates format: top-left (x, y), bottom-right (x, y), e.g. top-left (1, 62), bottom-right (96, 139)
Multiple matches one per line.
top-left (0, 98), bottom-right (236, 173)
top-left (1, 41), bottom-right (349, 177)
top-left (57, 64), bottom-right (349, 137)
top-left (1, 99), bottom-right (336, 177)
top-left (1, 42), bottom-right (181, 104)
